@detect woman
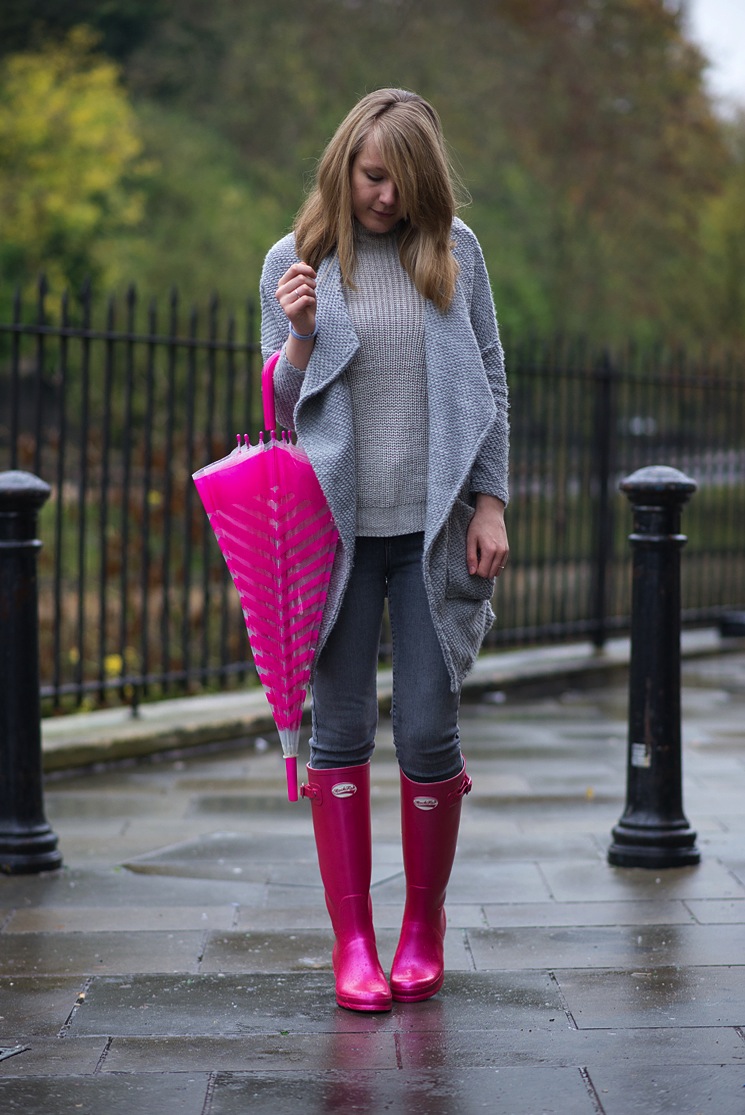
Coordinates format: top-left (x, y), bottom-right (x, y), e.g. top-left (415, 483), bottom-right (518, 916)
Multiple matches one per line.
top-left (260, 88), bottom-right (509, 1012)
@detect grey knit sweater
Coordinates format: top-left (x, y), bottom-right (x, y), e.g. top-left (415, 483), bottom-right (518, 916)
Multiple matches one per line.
top-left (260, 217), bottom-right (509, 691)
top-left (345, 224), bottom-right (427, 535)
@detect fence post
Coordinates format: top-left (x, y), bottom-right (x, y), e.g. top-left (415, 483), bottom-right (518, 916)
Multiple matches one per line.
top-left (591, 352), bottom-right (615, 649)
top-left (608, 465), bottom-right (700, 869)
top-left (0, 470), bottom-right (62, 874)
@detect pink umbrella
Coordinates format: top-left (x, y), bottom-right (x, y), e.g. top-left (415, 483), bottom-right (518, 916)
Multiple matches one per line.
top-left (193, 353), bottom-right (339, 801)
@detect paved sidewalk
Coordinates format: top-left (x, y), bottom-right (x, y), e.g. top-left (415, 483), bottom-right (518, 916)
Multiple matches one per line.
top-left (1, 640), bottom-right (744, 1113)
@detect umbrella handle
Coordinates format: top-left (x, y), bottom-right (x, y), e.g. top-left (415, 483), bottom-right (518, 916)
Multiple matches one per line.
top-left (285, 756), bottom-right (299, 802)
top-left (261, 352), bottom-right (282, 433)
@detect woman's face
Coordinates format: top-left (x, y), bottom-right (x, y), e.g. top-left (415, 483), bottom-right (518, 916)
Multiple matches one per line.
top-left (350, 135), bottom-right (403, 234)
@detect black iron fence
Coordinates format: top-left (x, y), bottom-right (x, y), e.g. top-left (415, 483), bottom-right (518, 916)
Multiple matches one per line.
top-left (499, 338), bottom-right (745, 650)
top-left (1, 280), bottom-right (744, 713)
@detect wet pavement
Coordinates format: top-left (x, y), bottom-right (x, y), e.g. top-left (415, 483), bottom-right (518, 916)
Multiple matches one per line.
top-left (1, 641), bottom-right (745, 1114)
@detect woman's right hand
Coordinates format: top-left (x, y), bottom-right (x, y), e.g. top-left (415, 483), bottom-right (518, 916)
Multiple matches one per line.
top-left (276, 262), bottom-right (317, 338)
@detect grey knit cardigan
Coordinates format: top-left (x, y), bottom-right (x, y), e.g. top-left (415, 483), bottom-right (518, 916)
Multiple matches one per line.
top-left (259, 217), bottom-right (509, 691)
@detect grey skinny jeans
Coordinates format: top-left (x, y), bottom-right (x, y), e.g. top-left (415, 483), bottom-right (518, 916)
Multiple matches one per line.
top-left (309, 532), bottom-right (463, 782)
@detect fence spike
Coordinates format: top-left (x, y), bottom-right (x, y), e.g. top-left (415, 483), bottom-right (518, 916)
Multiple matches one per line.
top-left (36, 274), bottom-right (48, 320)
top-left (168, 287), bottom-right (178, 338)
top-left (78, 275), bottom-right (92, 308)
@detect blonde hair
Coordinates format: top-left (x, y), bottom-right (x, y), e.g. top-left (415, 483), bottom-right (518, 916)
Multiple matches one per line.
top-left (295, 89), bottom-right (462, 312)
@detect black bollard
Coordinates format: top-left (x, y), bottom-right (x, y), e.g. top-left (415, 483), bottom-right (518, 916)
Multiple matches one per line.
top-left (608, 465), bottom-right (700, 869)
top-left (0, 470), bottom-right (62, 874)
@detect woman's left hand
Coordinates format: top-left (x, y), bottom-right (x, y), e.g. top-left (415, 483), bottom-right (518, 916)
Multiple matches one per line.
top-left (466, 493), bottom-right (509, 579)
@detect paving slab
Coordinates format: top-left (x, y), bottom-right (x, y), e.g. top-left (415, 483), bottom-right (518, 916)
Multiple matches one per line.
top-left (0, 977), bottom-right (85, 1039)
top-left (104, 1031), bottom-right (399, 1073)
top-left (0, 1074), bottom-right (210, 1115)
top-left (539, 858), bottom-right (745, 903)
top-left (467, 922), bottom-right (745, 971)
top-left (686, 898), bottom-right (745, 924)
top-left (5, 905), bottom-right (237, 934)
top-left (198, 929), bottom-right (337, 974)
top-left (584, 1064), bottom-right (745, 1115)
top-left (725, 863), bottom-right (745, 891)
top-left (393, 1024), bottom-right (745, 1069)
top-left (0, 868), bottom-right (267, 909)
top-left (556, 966), bottom-right (745, 1028)
top-left (372, 860), bottom-right (553, 905)
top-left (481, 900), bottom-right (694, 928)
top-left (0, 931), bottom-right (204, 977)
top-left (125, 831), bottom-right (320, 871)
top-left (456, 832), bottom-right (604, 861)
top-left (46, 792), bottom-right (181, 820)
top-left (204, 1065), bottom-right (599, 1115)
top-left (0, 1038), bottom-right (106, 1076)
top-left (197, 926), bottom-right (473, 975)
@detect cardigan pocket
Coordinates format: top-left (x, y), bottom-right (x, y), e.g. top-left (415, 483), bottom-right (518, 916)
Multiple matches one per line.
top-left (444, 498), bottom-right (495, 602)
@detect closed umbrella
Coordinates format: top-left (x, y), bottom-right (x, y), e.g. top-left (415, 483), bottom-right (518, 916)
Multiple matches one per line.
top-left (193, 353), bottom-right (339, 801)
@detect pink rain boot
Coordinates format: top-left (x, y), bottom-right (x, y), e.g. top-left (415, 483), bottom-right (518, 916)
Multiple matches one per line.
top-left (301, 762), bottom-right (392, 1012)
top-left (390, 762), bottom-right (472, 1003)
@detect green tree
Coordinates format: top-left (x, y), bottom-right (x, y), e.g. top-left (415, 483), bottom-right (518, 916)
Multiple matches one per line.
top-left (478, 0), bottom-right (727, 340)
top-left (94, 102), bottom-right (288, 305)
top-left (0, 1), bottom-right (164, 61)
top-left (0, 27), bottom-right (146, 294)
top-left (700, 111), bottom-right (745, 341)
top-left (121, 0), bottom-right (729, 342)
top-left (2, 1), bottom-right (736, 343)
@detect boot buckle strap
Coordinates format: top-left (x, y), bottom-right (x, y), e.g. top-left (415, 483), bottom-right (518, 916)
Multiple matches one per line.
top-left (300, 782), bottom-right (322, 803)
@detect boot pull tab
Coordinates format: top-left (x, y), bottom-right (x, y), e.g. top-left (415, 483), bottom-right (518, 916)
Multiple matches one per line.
top-left (300, 782), bottom-right (322, 804)
top-left (449, 772), bottom-right (473, 803)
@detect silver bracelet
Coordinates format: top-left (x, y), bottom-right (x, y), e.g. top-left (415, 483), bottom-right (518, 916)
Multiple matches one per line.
top-left (288, 321), bottom-right (318, 341)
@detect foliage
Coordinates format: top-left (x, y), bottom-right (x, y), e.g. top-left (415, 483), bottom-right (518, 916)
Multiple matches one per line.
top-left (93, 103), bottom-right (289, 308)
top-left (0, 0), bottom-right (164, 61)
top-left (699, 111), bottom-right (745, 341)
top-left (0, 27), bottom-right (147, 294)
top-left (121, 0), bottom-right (732, 342)
top-left (475, 0), bottom-right (728, 341)
top-left (1, 1), bottom-right (744, 344)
